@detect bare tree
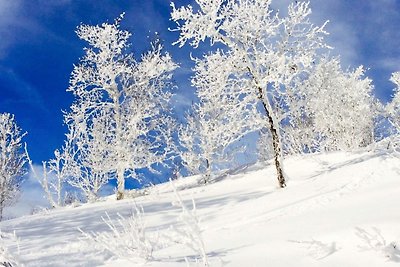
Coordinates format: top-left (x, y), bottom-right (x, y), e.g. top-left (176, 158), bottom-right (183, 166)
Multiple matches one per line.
top-left (0, 113), bottom-right (26, 220)
top-left (171, 0), bottom-right (330, 187)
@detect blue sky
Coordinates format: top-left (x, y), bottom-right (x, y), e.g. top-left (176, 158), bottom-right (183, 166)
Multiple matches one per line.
top-left (0, 0), bottom-right (399, 164)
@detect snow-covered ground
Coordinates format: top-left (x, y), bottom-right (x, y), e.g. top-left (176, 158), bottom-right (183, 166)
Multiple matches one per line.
top-left (1, 147), bottom-right (400, 266)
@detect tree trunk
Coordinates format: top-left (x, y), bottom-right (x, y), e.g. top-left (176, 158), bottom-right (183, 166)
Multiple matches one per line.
top-left (265, 109), bottom-right (286, 188)
top-left (0, 200), bottom-right (3, 221)
top-left (0, 189), bottom-right (5, 221)
top-left (203, 158), bottom-right (211, 184)
top-left (116, 168), bottom-right (125, 200)
top-left (114, 99), bottom-right (125, 200)
top-left (258, 89), bottom-right (286, 188)
top-left (246, 64), bottom-right (286, 188)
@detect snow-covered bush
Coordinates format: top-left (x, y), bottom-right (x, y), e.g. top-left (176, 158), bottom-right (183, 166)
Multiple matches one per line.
top-left (171, 0), bottom-right (330, 187)
top-left (167, 182), bottom-right (209, 266)
top-left (355, 227), bottom-right (400, 261)
top-left (0, 231), bottom-right (22, 266)
top-left (0, 113), bottom-right (26, 220)
top-left (79, 205), bottom-right (153, 263)
top-left (80, 181), bottom-right (209, 265)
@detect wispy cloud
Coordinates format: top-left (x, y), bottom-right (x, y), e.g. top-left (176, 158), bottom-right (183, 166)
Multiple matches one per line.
top-left (377, 57), bottom-right (400, 72)
top-left (363, 1), bottom-right (400, 70)
top-left (0, 66), bottom-right (46, 111)
top-left (272, 0), bottom-right (399, 72)
top-left (270, 0), bottom-right (360, 68)
top-left (0, 0), bottom-right (21, 58)
top-left (0, 0), bottom-right (78, 59)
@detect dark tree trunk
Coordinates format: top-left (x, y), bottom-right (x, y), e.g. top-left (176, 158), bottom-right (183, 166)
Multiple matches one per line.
top-left (247, 65), bottom-right (286, 188)
top-left (265, 108), bottom-right (286, 188)
top-left (203, 158), bottom-right (211, 184)
top-left (257, 88), bottom-right (286, 188)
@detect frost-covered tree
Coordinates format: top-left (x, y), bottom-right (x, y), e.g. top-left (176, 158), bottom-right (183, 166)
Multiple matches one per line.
top-left (26, 131), bottom-right (76, 208)
top-left (293, 58), bottom-right (376, 151)
top-left (387, 72), bottom-right (400, 130)
top-left (63, 110), bottom-right (114, 202)
top-left (179, 51), bottom-right (259, 183)
top-left (67, 15), bottom-right (177, 200)
top-left (385, 71), bottom-right (400, 151)
top-left (171, 0), bottom-right (329, 187)
top-left (0, 113), bottom-right (26, 220)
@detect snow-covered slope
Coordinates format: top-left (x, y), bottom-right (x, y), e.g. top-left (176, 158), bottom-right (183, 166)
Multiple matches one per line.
top-left (1, 148), bottom-right (400, 266)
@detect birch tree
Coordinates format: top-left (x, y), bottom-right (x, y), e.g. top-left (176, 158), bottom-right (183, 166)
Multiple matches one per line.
top-left (26, 127), bottom-right (77, 208)
top-left (0, 113), bottom-right (26, 220)
top-left (171, 0), bottom-right (329, 187)
top-left (180, 50), bottom-right (260, 183)
top-left (67, 15), bottom-right (177, 200)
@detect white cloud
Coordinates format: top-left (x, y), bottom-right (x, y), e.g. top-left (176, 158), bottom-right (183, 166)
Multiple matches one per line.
top-left (324, 21), bottom-right (360, 68)
top-left (0, 0), bottom-right (20, 19)
top-left (0, 0), bottom-right (70, 59)
top-left (270, 0), bottom-right (361, 68)
top-left (377, 57), bottom-right (400, 73)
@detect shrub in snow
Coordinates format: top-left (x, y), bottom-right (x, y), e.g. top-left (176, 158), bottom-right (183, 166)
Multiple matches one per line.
top-left (79, 183), bottom-right (209, 266)
top-left (355, 227), bottom-right (400, 261)
top-left (66, 14), bottom-right (177, 200)
top-left (0, 231), bottom-right (21, 267)
top-left (166, 182), bottom-right (209, 266)
top-left (171, 0), bottom-right (330, 188)
top-left (79, 206), bottom-right (153, 263)
top-left (0, 113), bottom-right (26, 220)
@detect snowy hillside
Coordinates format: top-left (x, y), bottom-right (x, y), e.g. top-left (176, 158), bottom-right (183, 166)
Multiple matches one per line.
top-left (1, 147), bottom-right (400, 266)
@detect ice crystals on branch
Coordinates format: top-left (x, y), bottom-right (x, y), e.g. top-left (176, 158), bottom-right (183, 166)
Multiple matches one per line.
top-left (0, 113), bottom-right (26, 220)
top-left (171, 0), bottom-right (330, 187)
top-left (66, 15), bottom-right (177, 200)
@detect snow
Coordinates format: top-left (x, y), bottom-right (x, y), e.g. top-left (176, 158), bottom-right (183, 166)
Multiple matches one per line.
top-left (1, 147), bottom-right (400, 266)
